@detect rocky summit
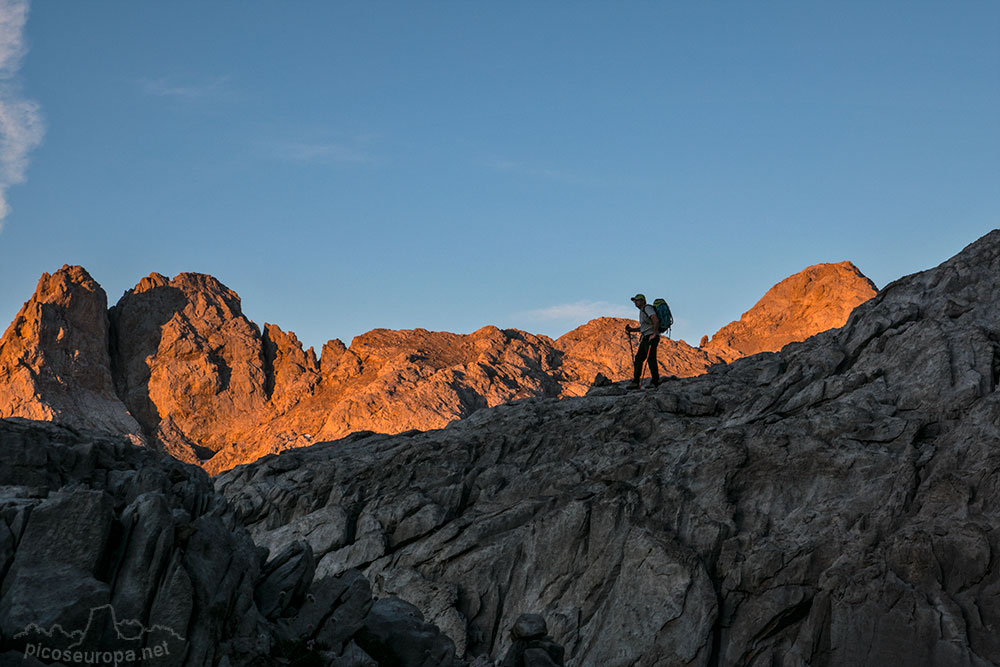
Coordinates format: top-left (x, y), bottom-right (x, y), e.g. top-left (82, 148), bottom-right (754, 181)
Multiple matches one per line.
top-left (0, 260), bottom-right (870, 473)
top-left (0, 267), bottom-right (144, 440)
top-left (0, 230), bottom-right (996, 665)
top-left (702, 261), bottom-right (877, 361)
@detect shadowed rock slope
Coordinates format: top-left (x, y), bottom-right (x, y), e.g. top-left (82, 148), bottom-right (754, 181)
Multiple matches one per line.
top-left (0, 418), bottom-right (496, 666)
top-left (217, 230), bottom-right (1000, 665)
top-left (0, 262), bottom-right (873, 473)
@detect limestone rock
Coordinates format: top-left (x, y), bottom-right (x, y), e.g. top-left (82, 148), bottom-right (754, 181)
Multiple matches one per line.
top-left (109, 272), bottom-right (271, 463)
top-left (0, 265), bottom-right (143, 438)
top-left (512, 614), bottom-right (547, 641)
top-left (703, 261), bottom-right (877, 361)
top-left (0, 418), bottom-right (468, 666)
top-left (0, 260), bottom-right (880, 474)
top-left (217, 230), bottom-right (1000, 665)
top-left (355, 597), bottom-right (459, 667)
top-left (501, 614), bottom-right (566, 667)
top-left (0, 419), bottom-right (262, 664)
top-left (256, 540), bottom-right (316, 620)
top-left (263, 323), bottom-right (321, 413)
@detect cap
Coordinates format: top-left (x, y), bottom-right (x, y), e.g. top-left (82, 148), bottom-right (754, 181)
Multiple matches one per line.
top-left (630, 293), bottom-right (646, 302)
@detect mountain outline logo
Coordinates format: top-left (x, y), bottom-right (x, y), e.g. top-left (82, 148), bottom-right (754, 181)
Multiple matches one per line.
top-left (12, 604), bottom-right (185, 665)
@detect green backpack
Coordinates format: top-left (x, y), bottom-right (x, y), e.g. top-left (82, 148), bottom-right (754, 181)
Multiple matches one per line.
top-left (653, 299), bottom-right (673, 333)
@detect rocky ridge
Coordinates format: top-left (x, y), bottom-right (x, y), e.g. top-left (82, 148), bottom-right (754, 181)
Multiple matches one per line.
top-left (214, 230), bottom-right (1000, 665)
top-left (0, 263), bottom-right (874, 473)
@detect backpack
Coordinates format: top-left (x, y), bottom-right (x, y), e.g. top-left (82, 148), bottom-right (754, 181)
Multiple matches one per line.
top-left (653, 299), bottom-right (673, 333)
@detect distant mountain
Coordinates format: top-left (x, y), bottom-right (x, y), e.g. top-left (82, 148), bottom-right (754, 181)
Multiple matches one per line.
top-left (0, 266), bottom-right (144, 439)
top-left (0, 260), bottom-right (875, 473)
top-left (703, 261), bottom-right (877, 360)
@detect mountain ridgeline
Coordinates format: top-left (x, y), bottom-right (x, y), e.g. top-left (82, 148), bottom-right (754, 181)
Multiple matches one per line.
top-left (1, 231), bottom-right (998, 666)
top-left (0, 262), bottom-right (876, 473)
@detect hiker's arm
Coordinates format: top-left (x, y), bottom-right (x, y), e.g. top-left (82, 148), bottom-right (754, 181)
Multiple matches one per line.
top-left (648, 313), bottom-right (659, 340)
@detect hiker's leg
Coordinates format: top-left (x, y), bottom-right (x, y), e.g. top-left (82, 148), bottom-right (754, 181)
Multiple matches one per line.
top-left (648, 336), bottom-right (660, 384)
top-left (633, 337), bottom-right (650, 383)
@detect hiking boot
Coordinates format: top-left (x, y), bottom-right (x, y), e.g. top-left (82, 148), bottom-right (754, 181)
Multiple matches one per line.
top-left (627, 381), bottom-right (642, 390)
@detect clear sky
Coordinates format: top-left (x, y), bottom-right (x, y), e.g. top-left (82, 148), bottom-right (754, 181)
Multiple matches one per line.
top-left (0, 2), bottom-right (997, 353)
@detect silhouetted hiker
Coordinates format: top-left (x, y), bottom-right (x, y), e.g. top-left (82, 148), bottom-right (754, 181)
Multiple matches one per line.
top-left (625, 293), bottom-right (660, 389)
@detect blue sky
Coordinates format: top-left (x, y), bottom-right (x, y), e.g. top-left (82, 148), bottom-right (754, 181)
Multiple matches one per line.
top-left (0, 2), bottom-right (997, 353)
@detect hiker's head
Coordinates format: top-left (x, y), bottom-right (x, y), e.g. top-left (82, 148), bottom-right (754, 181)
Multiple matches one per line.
top-left (631, 294), bottom-right (646, 308)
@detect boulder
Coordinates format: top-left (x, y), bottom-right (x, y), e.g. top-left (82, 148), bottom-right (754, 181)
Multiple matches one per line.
top-left (355, 597), bottom-right (458, 667)
top-left (500, 614), bottom-right (566, 667)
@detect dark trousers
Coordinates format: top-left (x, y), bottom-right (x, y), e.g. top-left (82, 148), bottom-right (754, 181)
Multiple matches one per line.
top-left (633, 335), bottom-right (660, 385)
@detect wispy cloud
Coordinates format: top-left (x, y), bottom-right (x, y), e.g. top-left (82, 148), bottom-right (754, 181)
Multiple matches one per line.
top-left (265, 140), bottom-right (378, 165)
top-left (0, 0), bottom-right (44, 230)
top-left (490, 159), bottom-right (580, 184)
top-left (517, 300), bottom-right (635, 322)
top-left (138, 76), bottom-right (233, 101)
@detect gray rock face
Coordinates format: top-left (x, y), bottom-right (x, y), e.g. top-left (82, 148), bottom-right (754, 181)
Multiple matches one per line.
top-left (355, 597), bottom-right (458, 667)
top-left (0, 419), bottom-right (262, 665)
top-left (216, 230), bottom-right (1000, 665)
top-left (501, 614), bottom-right (565, 667)
top-left (0, 419), bottom-right (474, 666)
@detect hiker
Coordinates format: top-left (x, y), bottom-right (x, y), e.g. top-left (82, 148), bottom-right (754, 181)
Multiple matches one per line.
top-left (626, 293), bottom-right (660, 389)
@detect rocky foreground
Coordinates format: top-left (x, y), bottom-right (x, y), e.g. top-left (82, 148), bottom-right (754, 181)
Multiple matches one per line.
top-left (213, 230), bottom-right (1000, 665)
top-left (0, 230), bottom-right (996, 665)
top-left (0, 262), bottom-right (874, 473)
top-left (0, 418), bottom-right (510, 666)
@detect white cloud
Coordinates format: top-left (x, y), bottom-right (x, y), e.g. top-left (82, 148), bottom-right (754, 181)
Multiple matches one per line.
top-left (0, 0), bottom-right (43, 230)
top-left (490, 159), bottom-right (580, 184)
top-left (0, 0), bottom-right (28, 74)
top-left (266, 140), bottom-right (377, 165)
top-left (139, 76), bottom-right (233, 101)
top-left (517, 300), bottom-right (635, 322)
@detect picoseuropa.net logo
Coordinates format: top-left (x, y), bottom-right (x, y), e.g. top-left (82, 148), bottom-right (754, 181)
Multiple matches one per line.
top-left (13, 604), bottom-right (185, 665)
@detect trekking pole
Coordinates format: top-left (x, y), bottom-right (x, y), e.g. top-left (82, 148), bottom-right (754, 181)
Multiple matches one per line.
top-left (627, 329), bottom-right (643, 386)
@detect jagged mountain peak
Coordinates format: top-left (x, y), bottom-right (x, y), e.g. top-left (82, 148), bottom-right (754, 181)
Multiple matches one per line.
top-left (0, 263), bottom-right (143, 437)
top-left (34, 263), bottom-right (99, 293)
top-left (120, 270), bottom-right (244, 321)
